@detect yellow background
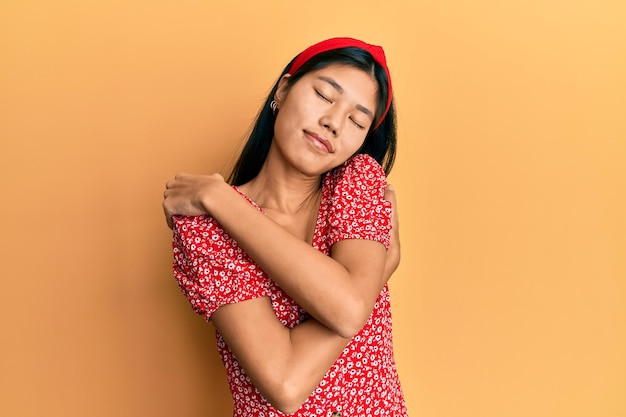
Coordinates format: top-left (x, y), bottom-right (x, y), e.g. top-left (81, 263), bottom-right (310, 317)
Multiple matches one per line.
top-left (1, 1), bottom-right (624, 416)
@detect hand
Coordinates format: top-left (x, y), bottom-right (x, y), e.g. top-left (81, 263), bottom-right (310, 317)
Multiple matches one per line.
top-left (162, 172), bottom-right (226, 228)
top-left (383, 184), bottom-right (401, 283)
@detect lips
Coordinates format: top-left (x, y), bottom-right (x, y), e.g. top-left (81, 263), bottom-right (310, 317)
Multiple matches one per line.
top-left (304, 130), bottom-right (333, 153)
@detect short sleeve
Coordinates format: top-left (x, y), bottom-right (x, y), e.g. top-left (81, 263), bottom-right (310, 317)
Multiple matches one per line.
top-left (172, 215), bottom-right (271, 321)
top-left (326, 154), bottom-right (393, 249)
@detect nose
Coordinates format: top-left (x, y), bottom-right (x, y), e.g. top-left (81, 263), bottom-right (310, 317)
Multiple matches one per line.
top-left (320, 109), bottom-right (343, 136)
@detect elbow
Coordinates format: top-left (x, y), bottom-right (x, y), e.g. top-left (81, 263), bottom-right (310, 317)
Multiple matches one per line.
top-left (273, 400), bottom-right (301, 415)
top-left (250, 355), bottom-right (316, 414)
top-left (334, 320), bottom-right (367, 340)
top-left (267, 380), bottom-right (307, 415)
top-left (330, 298), bottom-right (372, 339)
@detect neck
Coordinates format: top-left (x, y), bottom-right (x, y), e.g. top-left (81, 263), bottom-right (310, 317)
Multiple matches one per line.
top-left (238, 161), bottom-right (322, 215)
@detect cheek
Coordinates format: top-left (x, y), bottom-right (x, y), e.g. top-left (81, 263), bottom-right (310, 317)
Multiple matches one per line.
top-left (275, 99), bottom-right (308, 130)
top-left (274, 101), bottom-right (301, 130)
top-left (337, 136), bottom-right (367, 160)
top-left (348, 133), bottom-right (368, 152)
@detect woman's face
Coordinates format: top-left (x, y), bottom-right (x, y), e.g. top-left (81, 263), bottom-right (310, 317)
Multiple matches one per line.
top-left (271, 64), bottom-right (379, 176)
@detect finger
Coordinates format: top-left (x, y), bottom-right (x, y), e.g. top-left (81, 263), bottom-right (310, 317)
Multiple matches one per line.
top-left (174, 172), bottom-right (190, 180)
top-left (382, 184), bottom-right (401, 281)
top-left (384, 183), bottom-right (397, 204)
top-left (163, 202), bottom-right (174, 229)
top-left (385, 184), bottom-right (400, 243)
top-left (384, 184), bottom-right (399, 222)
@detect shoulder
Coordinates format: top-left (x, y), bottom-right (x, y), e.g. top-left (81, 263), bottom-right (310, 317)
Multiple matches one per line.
top-left (172, 215), bottom-right (222, 237)
top-left (172, 215), bottom-right (238, 258)
top-left (323, 154), bottom-right (392, 247)
top-left (325, 154), bottom-right (387, 196)
top-left (331, 154), bottom-right (386, 182)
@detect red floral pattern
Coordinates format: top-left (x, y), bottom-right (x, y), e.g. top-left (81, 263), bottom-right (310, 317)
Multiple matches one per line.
top-left (172, 154), bottom-right (407, 416)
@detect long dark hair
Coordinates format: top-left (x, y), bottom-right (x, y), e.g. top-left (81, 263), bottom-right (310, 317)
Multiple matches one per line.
top-left (227, 47), bottom-right (397, 186)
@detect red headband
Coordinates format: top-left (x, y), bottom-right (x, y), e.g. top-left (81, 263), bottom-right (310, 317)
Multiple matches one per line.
top-left (287, 37), bottom-right (393, 129)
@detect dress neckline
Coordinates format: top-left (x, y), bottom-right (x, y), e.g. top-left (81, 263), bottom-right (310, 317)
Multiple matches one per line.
top-left (231, 183), bottom-right (326, 248)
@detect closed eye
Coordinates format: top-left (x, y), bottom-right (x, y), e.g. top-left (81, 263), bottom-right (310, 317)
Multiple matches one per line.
top-left (315, 89), bottom-right (331, 103)
top-left (350, 118), bottom-right (365, 129)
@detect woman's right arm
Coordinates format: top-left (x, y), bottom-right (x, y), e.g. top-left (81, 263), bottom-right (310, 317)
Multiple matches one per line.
top-left (211, 298), bottom-right (349, 414)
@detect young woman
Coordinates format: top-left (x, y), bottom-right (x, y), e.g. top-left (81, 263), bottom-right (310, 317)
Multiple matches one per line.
top-left (163, 37), bottom-right (407, 416)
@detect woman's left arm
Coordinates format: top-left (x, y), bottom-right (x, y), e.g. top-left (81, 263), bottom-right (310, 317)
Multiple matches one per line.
top-left (164, 170), bottom-right (399, 339)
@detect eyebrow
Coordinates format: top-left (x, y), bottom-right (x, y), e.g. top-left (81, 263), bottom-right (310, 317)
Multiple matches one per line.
top-left (317, 75), bottom-right (374, 120)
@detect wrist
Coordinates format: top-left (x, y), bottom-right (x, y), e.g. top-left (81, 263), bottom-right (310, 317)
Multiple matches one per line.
top-left (198, 180), bottom-right (234, 218)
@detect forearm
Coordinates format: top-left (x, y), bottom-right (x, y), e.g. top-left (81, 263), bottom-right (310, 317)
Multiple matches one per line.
top-left (212, 298), bottom-right (349, 414)
top-left (207, 184), bottom-right (387, 337)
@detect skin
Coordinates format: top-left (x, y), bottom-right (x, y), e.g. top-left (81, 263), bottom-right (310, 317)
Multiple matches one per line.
top-left (163, 64), bottom-right (401, 413)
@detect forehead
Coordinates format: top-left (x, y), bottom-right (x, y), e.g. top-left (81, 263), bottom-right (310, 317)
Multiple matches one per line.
top-left (303, 64), bottom-right (378, 102)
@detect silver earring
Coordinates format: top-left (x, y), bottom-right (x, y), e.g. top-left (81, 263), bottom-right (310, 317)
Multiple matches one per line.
top-left (270, 100), bottom-right (278, 115)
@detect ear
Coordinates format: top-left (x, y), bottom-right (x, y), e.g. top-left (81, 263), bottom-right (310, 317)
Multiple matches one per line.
top-left (274, 74), bottom-right (292, 106)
